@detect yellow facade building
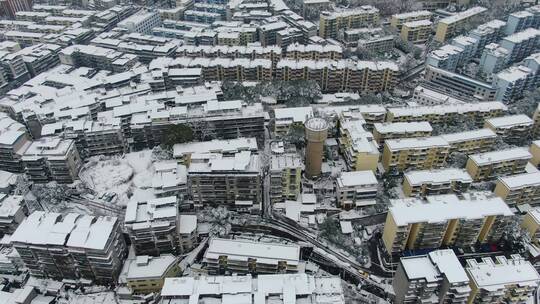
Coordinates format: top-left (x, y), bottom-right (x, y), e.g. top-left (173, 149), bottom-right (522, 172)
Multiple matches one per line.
top-left (533, 104), bottom-right (540, 139)
top-left (440, 128), bottom-right (497, 155)
top-left (401, 20), bottom-right (432, 43)
top-left (372, 121), bottom-right (432, 146)
top-left (466, 255), bottom-right (540, 304)
top-left (522, 209), bottom-right (540, 243)
top-left (390, 10), bottom-right (432, 30)
top-left (382, 136), bottom-right (450, 172)
top-left (122, 254), bottom-right (180, 294)
top-left (530, 140), bottom-right (540, 168)
top-left (466, 148), bottom-right (531, 181)
top-left (494, 172), bottom-right (540, 206)
top-left (435, 7), bottom-right (487, 42)
top-left (319, 6), bottom-right (380, 39)
top-left (484, 114), bottom-right (533, 144)
top-left (386, 102), bottom-right (507, 125)
top-left (382, 193), bottom-right (513, 255)
top-left (403, 168), bottom-right (472, 197)
top-left (339, 118), bottom-right (380, 172)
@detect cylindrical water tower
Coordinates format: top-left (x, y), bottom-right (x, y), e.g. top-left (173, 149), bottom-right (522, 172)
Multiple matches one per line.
top-left (305, 117), bottom-right (328, 179)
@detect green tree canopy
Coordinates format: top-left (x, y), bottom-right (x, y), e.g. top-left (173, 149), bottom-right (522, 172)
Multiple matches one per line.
top-left (162, 123), bottom-right (194, 148)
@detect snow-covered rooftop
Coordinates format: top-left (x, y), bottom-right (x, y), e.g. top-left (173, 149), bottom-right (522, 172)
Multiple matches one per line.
top-left (466, 255), bottom-right (539, 290)
top-left (405, 168), bottom-right (472, 186)
top-left (439, 7), bottom-right (487, 24)
top-left (389, 193), bottom-right (512, 226)
top-left (485, 114), bottom-right (533, 128)
top-left (385, 136), bottom-right (449, 151)
top-left (161, 273), bottom-right (344, 303)
top-left (336, 171), bottom-right (377, 188)
top-left (469, 148), bottom-right (531, 166)
top-left (374, 121), bottom-right (432, 134)
top-left (123, 254), bottom-right (177, 280)
top-left (173, 137), bottom-right (258, 158)
top-left (497, 172), bottom-right (540, 189)
top-left (204, 238), bottom-right (300, 265)
top-left (441, 128), bottom-right (497, 144)
top-left (10, 211), bottom-right (118, 250)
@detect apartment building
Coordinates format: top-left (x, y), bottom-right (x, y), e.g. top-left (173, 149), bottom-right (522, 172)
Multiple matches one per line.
top-left (10, 212), bottom-right (127, 284)
top-left (531, 141), bottom-right (540, 168)
top-left (534, 105), bottom-right (540, 138)
top-left (0, 0), bottom-right (32, 19)
top-left (121, 254), bottom-right (180, 294)
top-left (188, 151), bottom-right (262, 212)
top-left (424, 66), bottom-right (496, 101)
top-left (494, 172), bottom-right (540, 206)
top-left (335, 171), bottom-right (378, 209)
top-left (175, 45), bottom-right (282, 66)
top-left (0, 194), bottom-right (26, 237)
top-left (285, 43), bottom-right (342, 60)
top-left (466, 148), bottom-right (531, 181)
top-left (153, 56), bottom-right (272, 83)
top-left (382, 193), bottom-right (512, 255)
top-left (160, 274), bottom-right (344, 303)
top-left (393, 249), bottom-right (471, 304)
top-left (273, 106), bottom-right (313, 135)
top-left (506, 6), bottom-right (540, 35)
top-left (485, 114), bottom-right (533, 144)
top-left (123, 101), bottom-right (265, 150)
top-left (203, 238), bottom-right (300, 275)
top-left (258, 21), bottom-right (288, 46)
top-left (500, 28), bottom-right (540, 65)
top-left (435, 7), bottom-right (487, 42)
top-left (466, 255), bottom-right (540, 304)
top-left (21, 137), bottom-right (82, 184)
top-left (479, 43), bottom-right (510, 78)
top-left (494, 65), bottom-right (536, 102)
top-left (382, 137), bottom-right (451, 173)
top-left (178, 214), bottom-right (197, 253)
top-left (451, 35), bottom-right (478, 64)
top-left (427, 44), bottom-right (465, 72)
top-left (270, 154), bottom-right (303, 204)
top-left (118, 10), bottom-right (162, 34)
top-left (403, 168), bottom-right (472, 197)
top-left (391, 10), bottom-right (432, 31)
top-left (357, 34), bottom-right (394, 53)
top-left (522, 209), bottom-right (540, 242)
top-left (338, 118), bottom-right (380, 172)
top-left (16, 43), bottom-right (61, 77)
top-left (0, 118), bottom-right (31, 173)
top-left (400, 20), bottom-right (432, 43)
top-left (59, 44), bottom-right (138, 73)
top-left (152, 161), bottom-right (188, 198)
top-left (319, 6), bottom-right (380, 39)
top-left (440, 128), bottom-right (497, 155)
top-left (372, 122), bottom-right (432, 146)
top-left (173, 137), bottom-right (258, 165)
top-left (124, 196), bottom-right (181, 256)
top-left (411, 85), bottom-right (466, 106)
top-left (386, 102), bottom-right (507, 125)
top-left (276, 59), bottom-right (398, 93)
top-left (469, 20), bottom-right (507, 56)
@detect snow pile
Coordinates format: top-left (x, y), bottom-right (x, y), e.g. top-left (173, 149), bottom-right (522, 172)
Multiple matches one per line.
top-left (79, 150), bottom-right (156, 206)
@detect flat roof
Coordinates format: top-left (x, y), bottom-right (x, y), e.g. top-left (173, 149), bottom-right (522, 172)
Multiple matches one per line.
top-left (485, 114), bottom-right (533, 128)
top-left (405, 168), bottom-right (472, 186)
top-left (469, 148), bottom-right (531, 166)
top-left (385, 136), bottom-right (449, 151)
top-left (337, 171), bottom-right (378, 187)
top-left (389, 193), bottom-right (512, 226)
top-left (205, 238), bottom-right (300, 265)
top-left (498, 172), bottom-right (540, 189)
top-left (466, 255), bottom-right (540, 290)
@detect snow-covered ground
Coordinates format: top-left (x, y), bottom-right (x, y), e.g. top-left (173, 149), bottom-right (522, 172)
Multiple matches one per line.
top-left (79, 150), bottom-right (156, 206)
